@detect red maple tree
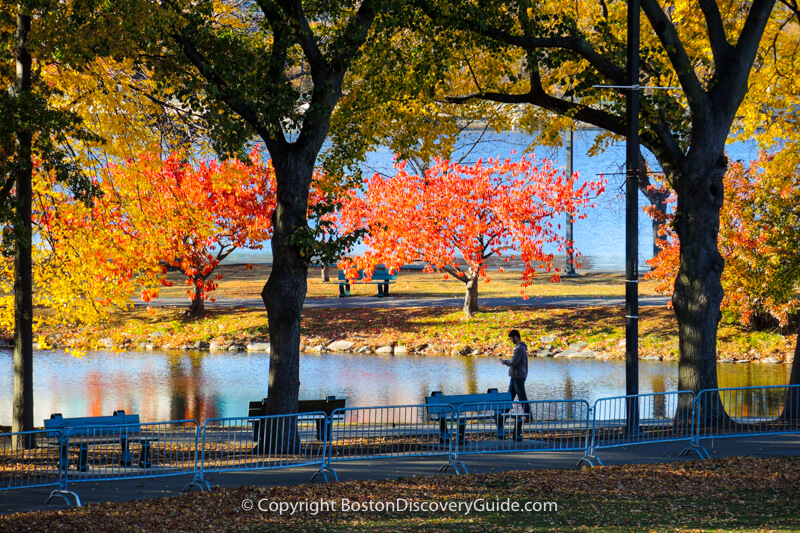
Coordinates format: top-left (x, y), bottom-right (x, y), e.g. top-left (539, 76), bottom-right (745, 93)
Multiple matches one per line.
top-left (337, 156), bottom-right (604, 317)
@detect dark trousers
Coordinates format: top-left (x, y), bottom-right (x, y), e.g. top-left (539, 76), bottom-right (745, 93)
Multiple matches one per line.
top-left (508, 378), bottom-right (530, 414)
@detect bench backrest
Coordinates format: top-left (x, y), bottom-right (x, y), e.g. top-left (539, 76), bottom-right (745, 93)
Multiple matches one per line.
top-left (425, 389), bottom-right (514, 415)
top-left (249, 396), bottom-right (346, 417)
top-left (338, 268), bottom-right (397, 282)
top-left (44, 411), bottom-right (141, 437)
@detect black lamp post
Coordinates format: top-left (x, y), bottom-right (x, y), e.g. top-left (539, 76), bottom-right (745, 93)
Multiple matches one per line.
top-left (625, 0), bottom-right (641, 432)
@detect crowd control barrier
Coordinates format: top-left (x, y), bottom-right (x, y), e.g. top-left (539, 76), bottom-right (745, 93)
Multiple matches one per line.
top-left (194, 413), bottom-right (329, 488)
top-left (323, 404), bottom-right (460, 478)
top-left (693, 384), bottom-right (800, 458)
top-left (453, 400), bottom-right (592, 472)
top-left (58, 420), bottom-right (201, 504)
top-left (5, 387), bottom-right (800, 509)
top-left (582, 391), bottom-right (700, 465)
top-left (1, 429), bottom-right (69, 504)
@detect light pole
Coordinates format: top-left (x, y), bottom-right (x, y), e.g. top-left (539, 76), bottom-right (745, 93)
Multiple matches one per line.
top-left (625, 0), bottom-right (641, 433)
top-left (565, 124), bottom-right (577, 276)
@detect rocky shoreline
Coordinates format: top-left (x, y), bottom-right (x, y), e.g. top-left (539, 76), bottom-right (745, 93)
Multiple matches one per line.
top-left (5, 334), bottom-right (793, 365)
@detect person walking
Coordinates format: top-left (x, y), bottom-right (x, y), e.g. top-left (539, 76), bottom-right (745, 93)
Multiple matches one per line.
top-left (499, 329), bottom-right (530, 417)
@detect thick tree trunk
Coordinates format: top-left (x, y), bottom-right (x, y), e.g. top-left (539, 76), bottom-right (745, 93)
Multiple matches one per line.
top-left (259, 151), bottom-right (314, 452)
top-left (672, 156), bottom-right (727, 424)
top-left (12, 8), bottom-right (35, 450)
top-left (321, 264), bottom-right (330, 282)
top-left (463, 275), bottom-right (479, 318)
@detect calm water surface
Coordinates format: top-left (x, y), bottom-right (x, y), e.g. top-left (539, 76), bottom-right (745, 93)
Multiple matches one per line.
top-left (0, 349), bottom-right (790, 425)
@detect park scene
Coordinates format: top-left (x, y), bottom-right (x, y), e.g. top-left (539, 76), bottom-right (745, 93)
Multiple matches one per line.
top-left (2, 0), bottom-right (800, 531)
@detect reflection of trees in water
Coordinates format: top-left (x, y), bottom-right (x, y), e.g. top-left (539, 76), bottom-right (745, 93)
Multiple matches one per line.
top-left (651, 374), bottom-right (666, 418)
top-left (721, 387), bottom-right (786, 419)
top-left (714, 365), bottom-right (791, 418)
top-left (463, 357), bottom-right (478, 395)
top-left (167, 352), bottom-right (218, 423)
top-left (563, 376), bottom-right (574, 400)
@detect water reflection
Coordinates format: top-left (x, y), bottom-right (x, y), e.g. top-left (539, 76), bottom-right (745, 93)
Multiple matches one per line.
top-left (0, 350), bottom-right (792, 425)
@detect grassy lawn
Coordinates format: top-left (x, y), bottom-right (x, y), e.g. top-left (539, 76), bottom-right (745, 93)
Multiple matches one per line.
top-left (3, 456), bottom-right (799, 532)
top-left (157, 264), bottom-right (662, 300)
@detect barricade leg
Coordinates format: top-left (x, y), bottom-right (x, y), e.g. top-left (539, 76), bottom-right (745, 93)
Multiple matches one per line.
top-left (138, 440), bottom-right (153, 468)
top-left (119, 435), bottom-right (133, 466)
top-left (495, 413), bottom-right (505, 440)
top-left (77, 443), bottom-right (89, 472)
top-left (310, 463), bottom-right (338, 482)
top-left (45, 488), bottom-right (81, 507)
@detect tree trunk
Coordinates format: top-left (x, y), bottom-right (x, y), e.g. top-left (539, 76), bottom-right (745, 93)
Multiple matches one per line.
top-left (12, 8), bottom-right (35, 450)
top-left (260, 150), bottom-right (315, 452)
top-left (781, 319), bottom-right (800, 420)
top-left (672, 156), bottom-right (727, 424)
top-left (638, 151), bottom-right (670, 258)
top-left (321, 264), bottom-right (330, 282)
top-left (188, 278), bottom-right (205, 317)
top-left (463, 275), bottom-right (479, 318)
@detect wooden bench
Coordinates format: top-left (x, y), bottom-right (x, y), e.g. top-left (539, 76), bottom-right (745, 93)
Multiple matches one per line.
top-left (425, 389), bottom-right (520, 443)
top-left (337, 268), bottom-right (397, 297)
top-left (249, 396), bottom-right (346, 451)
top-left (44, 411), bottom-right (157, 471)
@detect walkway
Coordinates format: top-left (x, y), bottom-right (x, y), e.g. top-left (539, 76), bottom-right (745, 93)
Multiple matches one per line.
top-left (2, 434), bottom-right (798, 515)
top-left (138, 295), bottom-right (671, 310)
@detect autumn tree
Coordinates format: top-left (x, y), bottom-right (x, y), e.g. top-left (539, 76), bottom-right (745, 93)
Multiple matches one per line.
top-left (102, 150), bottom-right (275, 317)
top-left (646, 151), bottom-right (800, 414)
top-left (0, 2), bottom-right (112, 443)
top-left (114, 0), bottom-right (390, 423)
top-left (338, 156), bottom-right (603, 317)
top-left (365, 0), bottom-right (785, 419)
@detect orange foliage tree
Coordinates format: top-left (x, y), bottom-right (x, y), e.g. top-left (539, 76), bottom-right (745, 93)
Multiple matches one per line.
top-left (337, 156), bottom-right (604, 318)
top-left (647, 152), bottom-right (800, 330)
top-left (37, 149), bottom-right (275, 320)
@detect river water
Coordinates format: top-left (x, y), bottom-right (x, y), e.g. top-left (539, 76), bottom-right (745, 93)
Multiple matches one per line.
top-left (229, 129), bottom-right (760, 270)
top-left (0, 349), bottom-right (790, 426)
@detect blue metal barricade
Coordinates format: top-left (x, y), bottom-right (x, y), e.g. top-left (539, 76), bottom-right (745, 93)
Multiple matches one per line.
top-left (323, 404), bottom-right (461, 479)
top-left (0, 429), bottom-right (72, 504)
top-left (582, 391), bottom-right (699, 465)
top-left (194, 413), bottom-right (328, 488)
top-left (60, 420), bottom-right (201, 504)
top-left (453, 400), bottom-right (592, 472)
top-left (693, 384), bottom-right (800, 458)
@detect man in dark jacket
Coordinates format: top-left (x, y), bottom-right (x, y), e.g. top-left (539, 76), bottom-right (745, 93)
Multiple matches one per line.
top-left (499, 329), bottom-right (530, 416)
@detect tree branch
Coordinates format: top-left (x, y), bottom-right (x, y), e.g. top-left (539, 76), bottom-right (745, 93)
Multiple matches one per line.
top-left (778, 0), bottom-right (800, 24)
top-left (272, 0), bottom-right (327, 77)
top-left (173, 33), bottom-right (270, 141)
top-left (1, 176), bottom-right (14, 201)
top-left (640, 0), bottom-right (707, 108)
top-left (712, 0), bottom-right (777, 120)
top-left (328, 0), bottom-right (378, 72)
top-left (442, 264), bottom-right (470, 283)
top-left (446, 90), bottom-right (626, 137)
top-left (419, 2), bottom-right (625, 84)
top-left (698, 0), bottom-right (734, 66)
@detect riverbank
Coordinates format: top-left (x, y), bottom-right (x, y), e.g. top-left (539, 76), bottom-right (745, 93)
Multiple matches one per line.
top-left (23, 304), bottom-right (795, 364)
top-left (2, 267), bottom-right (794, 363)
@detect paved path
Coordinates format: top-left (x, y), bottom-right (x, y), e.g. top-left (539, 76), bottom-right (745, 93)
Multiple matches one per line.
top-left (2, 434), bottom-right (798, 515)
top-left (137, 295), bottom-right (671, 310)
